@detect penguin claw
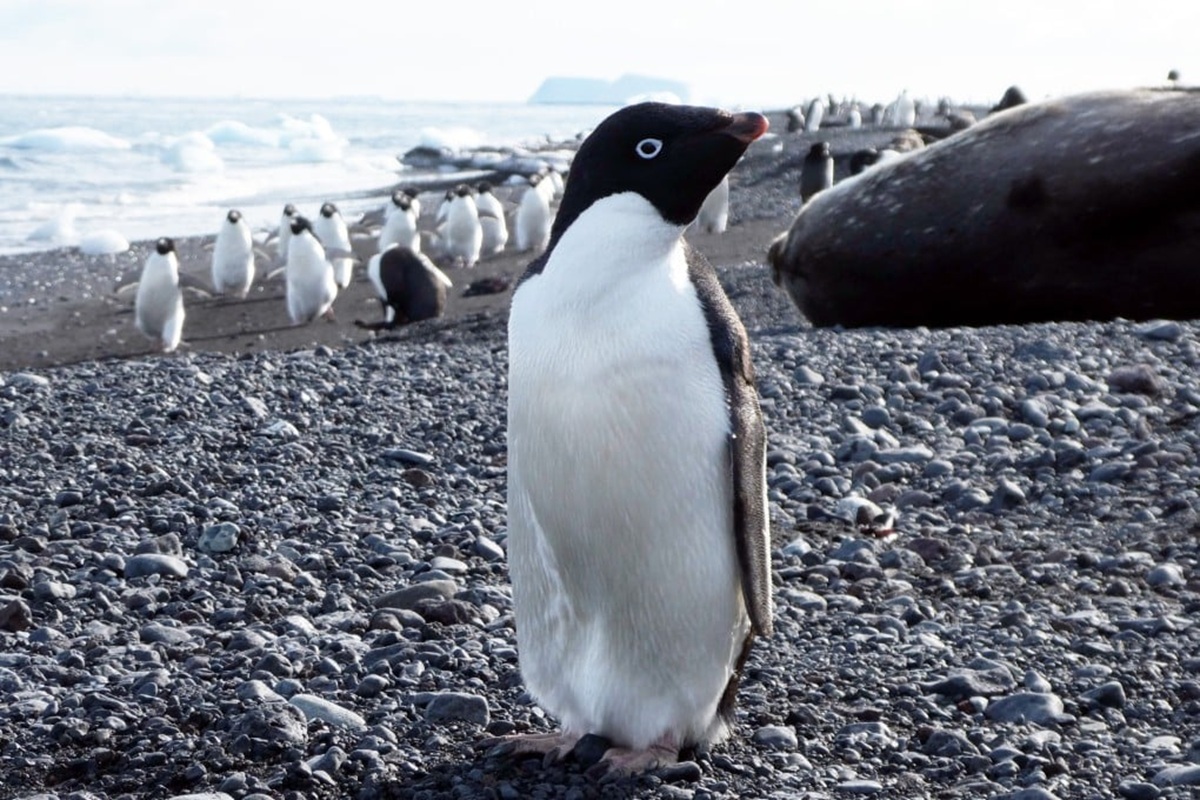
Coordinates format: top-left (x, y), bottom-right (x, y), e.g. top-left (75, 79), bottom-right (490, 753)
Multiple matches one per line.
top-left (586, 742), bottom-right (679, 782)
top-left (477, 731), bottom-right (581, 764)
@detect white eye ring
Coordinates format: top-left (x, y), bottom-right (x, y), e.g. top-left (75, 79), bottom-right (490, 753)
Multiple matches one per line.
top-left (635, 138), bottom-right (663, 159)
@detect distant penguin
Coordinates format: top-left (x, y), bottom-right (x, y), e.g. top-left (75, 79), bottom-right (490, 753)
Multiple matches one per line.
top-left (135, 237), bottom-right (185, 353)
top-left (211, 209), bottom-right (255, 298)
top-left (695, 175), bottom-right (730, 233)
top-left (849, 147), bottom-right (882, 175)
top-left (313, 202), bottom-right (355, 288)
top-left (891, 90), bottom-right (916, 127)
top-left (495, 102), bottom-right (773, 776)
top-left (991, 85), bottom-right (1028, 114)
top-left (401, 186), bottom-right (422, 219)
top-left (285, 215), bottom-right (338, 325)
top-left (800, 141), bottom-right (833, 203)
top-left (275, 203), bottom-right (298, 264)
top-left (514, 174), bottom-right (552, 253)
top-left (804, 97), bottom-right (826, 133)
top-left (434, 189), bottom-right (454, 227)
top-left (475, 181), bottom-right (509, 256)
top-left (785, 106), bottom-right (805, 133)
top-left (443, 184), bottom-right (483, 268)
top-left (379, 190), bottom-right (421, 254)
top-left (360, 246), bottom-right (451, 329)
top-left (545, 167), bottom-right (565, 199)
top-left (870, 103), bottom-right (886, 126)
top-left (846, 105), bottom-right (862, 128)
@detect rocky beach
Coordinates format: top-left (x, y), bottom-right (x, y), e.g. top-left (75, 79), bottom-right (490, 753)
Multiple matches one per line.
top-left (1, 107), bottom-right (1198, 800)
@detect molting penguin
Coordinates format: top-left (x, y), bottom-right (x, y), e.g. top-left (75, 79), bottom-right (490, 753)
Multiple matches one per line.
top-left (313, 202), bottom-right (355, 288)
top-left (442, 183), bottom-right (483, 268)
top-left (800, 141), bottom-right (834, 203)
top-left (136, 237), bottom-right (185, 353)
top-left (475, 181), bottom-right (509, 256)
top-left (695, 174), bottom-right (730, 233)
top-left (494, 102), bottom-right (773, 776)
top-left (285, 215), bottom-right (338, 325)
top-left (359, 246), bottom-right (451, 329)
top-left (379, 190), bottom-right (421, 254)
top-left (275, 203), bottom-right (298, 264)
top-left (211, 209), bottom-right (255, 298)
top-left (514, 173), bottom-right (552, 253)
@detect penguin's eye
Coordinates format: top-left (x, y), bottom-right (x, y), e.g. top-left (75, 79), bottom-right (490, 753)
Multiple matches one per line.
top-left (635, 138), bottom-right (663, 159)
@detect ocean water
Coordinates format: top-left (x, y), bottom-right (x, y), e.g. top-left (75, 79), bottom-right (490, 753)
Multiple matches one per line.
top-left (0, 94), bottom-right (616, 256)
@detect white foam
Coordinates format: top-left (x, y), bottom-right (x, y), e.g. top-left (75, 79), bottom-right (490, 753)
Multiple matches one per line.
top-left (0, 126), bottom-right (132, 152)
top-left (162, 132), bottom-right (225, 173)
top-left (205, 120), bottom-right (281, 147)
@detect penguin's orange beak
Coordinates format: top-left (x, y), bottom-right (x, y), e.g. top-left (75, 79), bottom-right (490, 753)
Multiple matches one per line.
top-left (725, 112), bottom-right (769, 144)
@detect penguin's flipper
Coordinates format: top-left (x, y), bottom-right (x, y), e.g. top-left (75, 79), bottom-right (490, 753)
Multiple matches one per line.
top-left (263, 266), bottom-right (287, 282)
top-left (685, 242), bottom-right (772, 639)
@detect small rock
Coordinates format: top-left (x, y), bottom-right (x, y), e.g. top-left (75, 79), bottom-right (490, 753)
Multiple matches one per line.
top-left (197, 523), bottom-right (240, 554)
top-left (124, 553), bottom-right (189, 579)
top-left (984, 692), bottom-right (1070, 725)
top-left (424, 691), bottom-right (490, 726)
top-left (751, 724), bottom-right (797, 750)
top-left (288, 694), bottom-right (367, 730)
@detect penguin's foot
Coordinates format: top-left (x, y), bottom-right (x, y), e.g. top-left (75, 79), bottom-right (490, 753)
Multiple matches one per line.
top-left (478, 730), bottom-right (582, 767)
top-left (588, 737), bottom-right (679, 781)
top-left (322, 307), bottom-right (337, 322)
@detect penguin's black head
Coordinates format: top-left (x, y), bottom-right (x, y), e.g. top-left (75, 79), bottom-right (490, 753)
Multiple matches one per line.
top-left (155, 237), bottom-right (175, 255)
top-left (443, 189), bottom-right (454, 201)
top-left (477, 181), bottom-right (492, 194)
top-left (551, 102), bottom-right (768, 241)
top-left (454, 184), bottom-right (472, 198)
top-left (320, 202), bottom-right (337, 218)
top-left (290, 215), bottom-right (313, 236)
top-left (528, 173), bottom-right (542, 187)
top-left (283, 203), bottom-right (297, 216)
top-left (390, 190), bottom-right (408, 208)
top-left (226, 209), bottom-right (241, 223)
top-left (402, 187), bottom-right (420, 199)
top-left (808, 142), bottom-right (830, 158)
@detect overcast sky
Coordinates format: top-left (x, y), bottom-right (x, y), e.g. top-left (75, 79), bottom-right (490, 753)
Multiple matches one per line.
top-left (1, 0), bottom-right (1194, 107)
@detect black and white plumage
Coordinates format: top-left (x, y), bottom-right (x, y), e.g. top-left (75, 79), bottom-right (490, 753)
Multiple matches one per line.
top-left (211, 209), bottom-right (255, 298)
top-left (135, 237), bottom-right (185, 352)
top-left (497, 102), bottom-right (773, 776)
top-left (695, 175), bottom-right (730, 233)
top-left (275, 203), bottom-right (298, 264)
top-left (800, 141), bottom-right (833, 203)
top-left (442, 184), bottom-right (483, 268)
top-left (284, 215), bottom-right (337, 325)
top-left (313, 202), bottom-right (354, 289)
top-left (380, 190), bottom-right (421, 254)
top-left (475, 181), bottom-right (509, 256)
top-left (359, 246), bottom-right (451, 329)
top-left (513, 173), bottom-right (552, 253)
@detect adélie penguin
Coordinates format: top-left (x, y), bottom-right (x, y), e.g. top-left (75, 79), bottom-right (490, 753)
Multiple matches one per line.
top-left (285, 215), bottom-right (338, 325)
top-left (442, 183), bottom-right (483, 268)
top-left (513, 173), bottom-right (552, 253)
top-left (800, 141), bottom-right (834, 203)
top-left (379, 190), bottom-right (421, 254)
top-left (313, 201), bottom-right (355, 288)
top-left (492, 102), bottom-right (773, 776)
top-left (359, 246), bottom-right (452, 329)
top-left (274, 203), bottom-right (298, 264)
top-left (135, 237), bottom-right (186, 353)
top-left (694, 174), bottom-right (730, 233)
top-left (475, 181), bottom-right (509, 256)
top-left (211, 209), bottom-right (255, 298)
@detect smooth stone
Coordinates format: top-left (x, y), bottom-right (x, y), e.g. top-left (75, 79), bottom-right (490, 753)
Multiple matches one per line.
top-left (984, 692), bottom-right (1070, 725)
top-left (424, 691), bottom-right (490, 726)
top-left (752, 724), bottom-right (798, 750)
top-left (124, 553), bottom-right (189, 579)
top-left (198, 523), bottom-right (240, 554)
top-left (834, 780), bottom-right (884, 794)
top-left (374, 580), bottom-right (458, 610)
top-left (1152, 765), bottom-right (1200, 786)
top-left (288, 694), bottom-right (367, 730)
top-left (1146, 563), bottom-right (1185, 587)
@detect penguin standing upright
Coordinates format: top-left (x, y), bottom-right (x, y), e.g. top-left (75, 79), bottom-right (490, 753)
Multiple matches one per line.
top-left (514, 174), bottom-right (552, 253)
top-left (313, 202), bottom-right (355, 288)
top-left (695, 175), bottom-right (730, 234)
top-left (493, 102), bottom-right (773, 776)
top-left (275, 203), bottom-right (298, 264)
top-left (379, 190), bottom-right (421, 254)
top-left (136, 237), bottom-right (185, 353)
top-left (475, 181), bottom-right (509, 256)
top-left (442, 184), bottom-right (483, 268)
top-left (800, 141), bottom-right (834, 203)
top-left (285, 215), bottom-right (338, 325)
top-left (211, 209), bottom-right (255, 298)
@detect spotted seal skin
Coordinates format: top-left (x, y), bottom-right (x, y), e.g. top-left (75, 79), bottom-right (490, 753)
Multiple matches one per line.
top-left (767, 88), bottom-right (1200, 328)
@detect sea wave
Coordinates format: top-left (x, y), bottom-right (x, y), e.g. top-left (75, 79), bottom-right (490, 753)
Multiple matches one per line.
top-left (0, 126), bottom-right (132, 152)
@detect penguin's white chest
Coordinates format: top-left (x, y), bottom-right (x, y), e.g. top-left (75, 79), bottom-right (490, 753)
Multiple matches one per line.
top-left (286, 236), bottom-right (336, 323)
top-left (506, 194), bottom-right (746, 750)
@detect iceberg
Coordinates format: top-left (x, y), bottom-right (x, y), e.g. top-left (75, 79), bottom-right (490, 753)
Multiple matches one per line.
top-left (529, 74), bottom-right (691, 106)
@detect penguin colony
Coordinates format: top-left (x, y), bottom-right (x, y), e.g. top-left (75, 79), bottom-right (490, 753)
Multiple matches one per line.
top-left (121, 86), bottom-right (938, 356)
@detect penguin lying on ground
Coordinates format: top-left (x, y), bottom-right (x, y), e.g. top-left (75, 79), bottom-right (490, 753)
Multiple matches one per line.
top-left (488, 102), bottom-right (773, 778)
top-left (359, 246), bottom-right (451, 329)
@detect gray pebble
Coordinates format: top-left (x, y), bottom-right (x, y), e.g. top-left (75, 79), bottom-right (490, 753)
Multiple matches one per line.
top-left (424, 691), bottom-right (490, 726)
top-left (124, 553), bottom-right (189, 579)
top-left (288, 694), bottom-right (367, 730)
top-left (752, 724), bottom-right (797, 750)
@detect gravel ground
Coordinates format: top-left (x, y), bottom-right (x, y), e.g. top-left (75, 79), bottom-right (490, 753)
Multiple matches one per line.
top-left (1, 107), bottom-right (1198, 800)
